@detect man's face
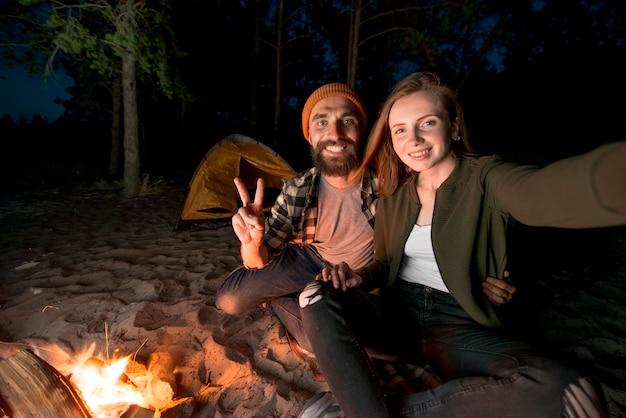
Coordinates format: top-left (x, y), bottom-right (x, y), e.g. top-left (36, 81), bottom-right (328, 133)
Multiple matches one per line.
top-left (308, 97), bottom-right (361, 177)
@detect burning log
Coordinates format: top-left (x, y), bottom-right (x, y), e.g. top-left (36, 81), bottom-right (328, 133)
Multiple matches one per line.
top-left (124, 359), bottom-right (148, 390)
top-left (0, 349), bottom-right (94, 418)
top-left (145, 352), bottom-right (176, 411)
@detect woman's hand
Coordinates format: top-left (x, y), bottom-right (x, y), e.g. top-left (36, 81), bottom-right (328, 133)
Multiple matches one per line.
top-left (483, 270), bottom-right (516, 307)
top-left (316, 262), bottom-right (362, 291)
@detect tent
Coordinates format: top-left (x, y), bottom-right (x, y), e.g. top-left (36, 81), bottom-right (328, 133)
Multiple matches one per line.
top-left (178, 134), bottom-right (297, 225)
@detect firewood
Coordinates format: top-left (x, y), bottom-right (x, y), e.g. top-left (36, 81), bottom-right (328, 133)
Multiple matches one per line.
top-left (0, 349), bottom-right (93, 418)
top-left (125, 358), bottom-right (148, 390)
top-left (120, 404), bottom-right (155, 418)
top-left (145, 351), bottom-right (176, 410)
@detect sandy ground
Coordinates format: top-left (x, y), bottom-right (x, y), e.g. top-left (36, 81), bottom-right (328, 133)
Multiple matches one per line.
top-left (0, 175), bottom-right (625, 417)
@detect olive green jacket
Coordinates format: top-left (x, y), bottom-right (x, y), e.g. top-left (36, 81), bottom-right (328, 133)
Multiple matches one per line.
top-left (356, 141), bottom-right (626, 328)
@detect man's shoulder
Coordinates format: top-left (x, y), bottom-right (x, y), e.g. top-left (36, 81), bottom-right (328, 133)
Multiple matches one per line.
top-left (285, 167), bottom-right (318, 187)
top-left (279, 167), bottom-right (318, 198)
top-left (354, 165), bottom-right (378, 200)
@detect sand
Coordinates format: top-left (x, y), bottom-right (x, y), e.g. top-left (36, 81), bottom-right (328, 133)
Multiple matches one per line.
top-left (0, 175), bottom-right (625, 417)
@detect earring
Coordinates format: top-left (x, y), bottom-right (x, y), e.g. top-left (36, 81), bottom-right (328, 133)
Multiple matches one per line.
top-left (454, 135), bottom-right (461, 142)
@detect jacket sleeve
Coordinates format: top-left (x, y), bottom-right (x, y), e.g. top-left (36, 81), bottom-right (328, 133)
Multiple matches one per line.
top-left (355, 194), bottom-right (394, 291)
top-left (486, 141), bottom-right (626, 228)
top-left (592, 141), bottom-right (626, 214)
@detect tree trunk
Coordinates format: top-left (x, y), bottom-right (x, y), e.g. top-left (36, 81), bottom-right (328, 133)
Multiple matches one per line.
top-left (122, 50), bottom-right (140, 197)
top-left (120, 0), bottom-right (141, 198)
top-left (109, 74), bottom-right (122, 178)
top-left (272, 0), bottom-right (285, 149)
top-left (250, 0), bottom-right (263, 139)
top-left (346, 0), bottom-right (362, 89)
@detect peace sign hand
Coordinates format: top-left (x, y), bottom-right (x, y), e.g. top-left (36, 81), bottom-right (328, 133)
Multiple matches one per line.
top-left (232, 177), bottom-right (266, 247)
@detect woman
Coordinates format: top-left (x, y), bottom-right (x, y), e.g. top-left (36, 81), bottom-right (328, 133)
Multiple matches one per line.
top-left (298, 72), bottom-right (625, 417)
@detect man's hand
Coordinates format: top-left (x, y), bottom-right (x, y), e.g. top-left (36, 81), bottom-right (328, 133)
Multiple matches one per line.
top-left (232, 177), bottom-right (269, 268)
top-left (316, 262), bottom-right (362, 291)
top-left (232, 177), bottom-right (265, 245)
top-left (483, 270), bottom-right (516, 307)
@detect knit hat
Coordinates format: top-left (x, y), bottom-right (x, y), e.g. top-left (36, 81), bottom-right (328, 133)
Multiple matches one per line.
top-left (301, 83), bottom-right (367, 142)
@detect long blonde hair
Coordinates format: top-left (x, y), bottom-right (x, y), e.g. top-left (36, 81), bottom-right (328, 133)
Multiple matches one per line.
top-left (357, 72), bottom-right (477, 197)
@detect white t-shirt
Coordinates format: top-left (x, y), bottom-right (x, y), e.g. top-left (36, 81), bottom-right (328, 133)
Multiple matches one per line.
top-left (314, 176), bottom-right (373, 269)
top-left (398, 224), bottom-right (450, 293)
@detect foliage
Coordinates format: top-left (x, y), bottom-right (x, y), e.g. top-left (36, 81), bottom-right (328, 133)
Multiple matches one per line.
top-left (2, 0), bottom-right (626, 175)
top-left (41, 0), bottom-right (184, 99)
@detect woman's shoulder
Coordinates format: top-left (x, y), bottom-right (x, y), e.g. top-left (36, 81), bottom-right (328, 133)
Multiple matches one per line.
top-left (459, 154), bottom-right (511, 176)
top-left (381, 178), bottom-right (416, 205)
top-left (461, 154), bottom-right (502, 166)
top-left (453, 155), bottom-right (499, 177)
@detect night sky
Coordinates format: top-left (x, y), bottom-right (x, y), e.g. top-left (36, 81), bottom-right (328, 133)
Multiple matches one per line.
top-left (0, 61), bottom-right (73, 122)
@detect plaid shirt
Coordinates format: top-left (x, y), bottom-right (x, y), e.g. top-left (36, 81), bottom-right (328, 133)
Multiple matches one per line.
top-left (264, 165), bottom-right (378, 251)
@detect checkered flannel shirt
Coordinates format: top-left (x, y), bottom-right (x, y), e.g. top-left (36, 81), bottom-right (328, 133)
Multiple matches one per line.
top-left (264, 165), bottom-right (378, 252)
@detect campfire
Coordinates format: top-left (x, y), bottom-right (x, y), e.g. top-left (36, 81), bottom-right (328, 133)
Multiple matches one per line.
top-left (0, 342), bottom-right (194, 418)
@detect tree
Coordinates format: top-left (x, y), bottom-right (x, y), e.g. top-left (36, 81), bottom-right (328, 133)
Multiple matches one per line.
top-left (119, 0), bottom-right (140, 196)
top-left (247, 0), bottom-right (315, 148)
top-left (41, 0), bottom-right (184, 196)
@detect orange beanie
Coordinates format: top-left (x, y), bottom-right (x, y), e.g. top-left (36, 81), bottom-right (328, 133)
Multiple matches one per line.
top-left (301, 83), bottom-right (367, 142)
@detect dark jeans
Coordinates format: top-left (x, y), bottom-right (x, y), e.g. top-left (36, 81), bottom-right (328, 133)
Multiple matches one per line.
top-left (215, 244), bottom-right (328, 352)
top-left (300, 279), bottom-right (596, 418)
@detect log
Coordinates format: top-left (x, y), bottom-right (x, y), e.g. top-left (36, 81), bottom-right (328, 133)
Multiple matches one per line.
top-left (120, 404), bottom-right (155, 418)
top-left (145, 352), bottom-right (176, 411)
top-left (0, 349), bottom-right (94, 418)
top-left (124, 359), bottom-right (148, 391)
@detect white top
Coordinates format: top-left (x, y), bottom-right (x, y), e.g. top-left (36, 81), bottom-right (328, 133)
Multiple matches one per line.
top-left (398, 224), bottom-right (449, 293)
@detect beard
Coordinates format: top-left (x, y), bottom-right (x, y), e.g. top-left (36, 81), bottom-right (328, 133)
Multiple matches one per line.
top-left (311, 139), bottom-right (360, 177)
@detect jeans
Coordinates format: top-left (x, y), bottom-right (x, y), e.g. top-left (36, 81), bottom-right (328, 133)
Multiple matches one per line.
top-left (215, 244), bottom-right (328, 352)
top-left (300, 279), bottom-right (601, 418)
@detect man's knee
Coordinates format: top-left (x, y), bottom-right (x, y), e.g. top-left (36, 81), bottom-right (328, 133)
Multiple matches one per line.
top-left (214, 282), bottom-right (253, 314)
top-left (215, 291), bottom-right (241, 314)
top-left (214, 267), bottom-right (252, 314)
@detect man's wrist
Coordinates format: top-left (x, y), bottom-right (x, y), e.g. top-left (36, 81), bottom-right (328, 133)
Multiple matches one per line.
top-left (243, 262), bottom-right (260, 270)
top-left (241, 242), bottom-right (270, 269)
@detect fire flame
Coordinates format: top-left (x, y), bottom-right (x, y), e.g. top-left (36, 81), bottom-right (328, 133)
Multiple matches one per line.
top-left (52, 342), bottom-right (150, 418)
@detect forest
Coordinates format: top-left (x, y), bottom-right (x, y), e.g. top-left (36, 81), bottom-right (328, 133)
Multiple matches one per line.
top-left (1, 0), bottom-right (625, 195)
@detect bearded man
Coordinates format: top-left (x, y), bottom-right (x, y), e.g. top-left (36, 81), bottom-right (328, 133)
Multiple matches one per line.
top-left (216, 84), bottom-right (376, 356)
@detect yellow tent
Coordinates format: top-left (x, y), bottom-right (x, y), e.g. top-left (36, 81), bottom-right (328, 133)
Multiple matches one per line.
top-left (179, 134), bottom-right (296, 222)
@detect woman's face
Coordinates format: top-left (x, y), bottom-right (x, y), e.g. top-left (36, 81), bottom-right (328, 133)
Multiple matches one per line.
top-left (388, 90), bottom-right (457, 174)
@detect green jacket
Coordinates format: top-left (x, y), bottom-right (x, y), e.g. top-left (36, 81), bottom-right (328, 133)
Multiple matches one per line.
top-left (356, 141), bottom-right (626, 328)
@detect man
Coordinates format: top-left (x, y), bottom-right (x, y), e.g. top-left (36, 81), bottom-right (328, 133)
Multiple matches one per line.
top-left (215, 83), bottom-right (514, 358)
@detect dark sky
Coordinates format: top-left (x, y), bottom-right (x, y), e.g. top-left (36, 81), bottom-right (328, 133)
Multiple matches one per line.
top-left (0, 61), bottom-right (73, 122)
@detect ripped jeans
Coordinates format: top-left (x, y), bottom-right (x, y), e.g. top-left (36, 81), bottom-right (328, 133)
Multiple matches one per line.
top-left (299, 279), bottom-right (606, 418)
top-left (215, 244), bottom-right (328, 352)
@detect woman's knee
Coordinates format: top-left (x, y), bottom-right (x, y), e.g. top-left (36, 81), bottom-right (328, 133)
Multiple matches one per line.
top-left (563, 377), bottom-right (607, 418)
top-left (299, 281), bottom-right (325, 309)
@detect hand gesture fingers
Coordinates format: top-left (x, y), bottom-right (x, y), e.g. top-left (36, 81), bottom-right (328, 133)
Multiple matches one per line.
top-left (232, 177), bottom-right (266, 246)
top-left (234, 177), bottom-right (265, 215)
top-left (232, 209), bottom-right (263, 243)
